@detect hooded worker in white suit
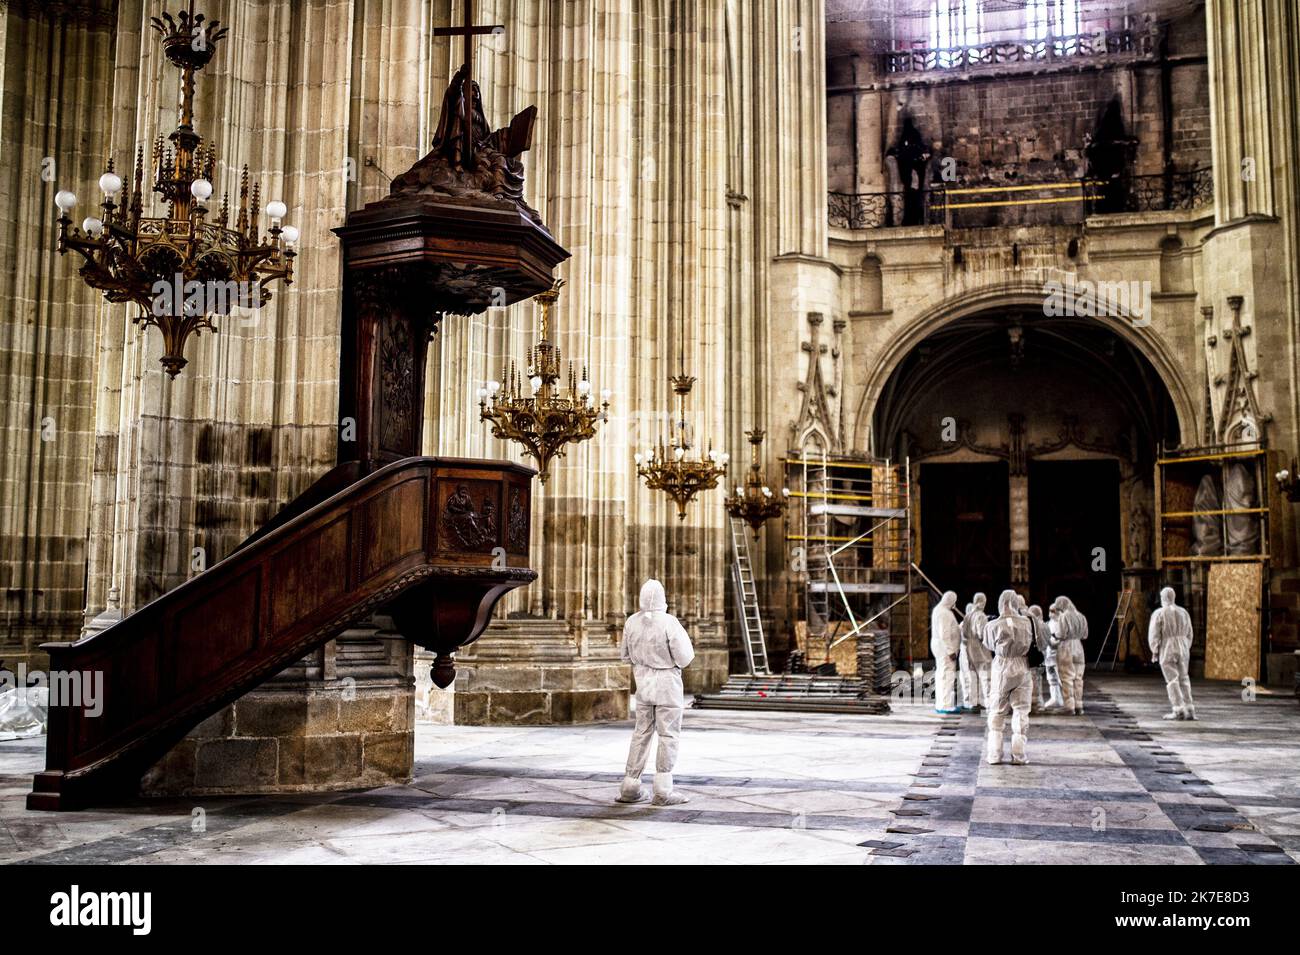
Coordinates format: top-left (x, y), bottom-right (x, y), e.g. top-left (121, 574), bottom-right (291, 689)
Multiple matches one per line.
top-left (1051, 595), bottom-right (1089, 714)
top-left (1148, 586), bottom-right (1196, 720)
top-left (959, 592), bottom-right (993, 712)
top-left (930, 591), bottom-right (962, 713)
top-left (616, 579), bottom-right (696, 805)
top-left (982, 589), bottom-right (1035, 765)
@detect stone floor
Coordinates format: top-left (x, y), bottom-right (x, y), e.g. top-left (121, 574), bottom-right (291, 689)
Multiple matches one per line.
top-left (2, 674), bottom-right (1297, 864)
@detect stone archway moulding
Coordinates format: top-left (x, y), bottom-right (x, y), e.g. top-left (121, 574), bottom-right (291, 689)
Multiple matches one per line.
top-left (851, 282), bottom-right (1198, 454)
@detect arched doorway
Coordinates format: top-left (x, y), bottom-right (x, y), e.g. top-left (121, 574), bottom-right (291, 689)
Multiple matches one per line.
top-left (871, 307), bottom-right (1181, 653)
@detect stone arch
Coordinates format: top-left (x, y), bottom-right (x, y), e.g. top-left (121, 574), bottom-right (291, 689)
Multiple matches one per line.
top-left (851, 283), bottom-right (1198, 455)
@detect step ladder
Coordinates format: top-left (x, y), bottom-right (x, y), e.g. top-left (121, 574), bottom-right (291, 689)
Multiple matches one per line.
top-left (1094, 589), bottom-right (1135, 672)
top-left (729, 515), bottom-right (770, 675)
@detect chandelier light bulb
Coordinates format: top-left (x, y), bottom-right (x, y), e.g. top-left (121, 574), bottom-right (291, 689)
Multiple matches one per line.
top-left (634, 453), bottom-right (643, 464)
top-left (577, 379), bottom-right (591, 395)
top-left (81, 217), bottom-right (104, 237)
top-left (488, 380), bottom-right (501, 394)
top-left (190, 178), bottom-right (214, 201)
top-left (782, 487), bottom-right (791, 497)
top-left (477, 387), bottom-right (487, 399)
top-left (673, 447), bottom-right (684, 461)
top-left (280, 225), bottom-right (300, 245)
top-left (98, 172), bottom-right (123, 197)
top-left (600, 388), bottom-right (612, 401)
top-left (761, 486), bottom-right (772, 497)
top-left (55, 190), bottom-right (77, 212)
top-left (265, 200), bottom-right (288, 220)
top-left (530, 375), bottom-right (543, 393)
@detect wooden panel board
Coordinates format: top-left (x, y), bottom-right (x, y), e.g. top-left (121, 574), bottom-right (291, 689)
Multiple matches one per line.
top-left (794, 620), bottom-right (858, 675)
top-left (1205, 561), bottom-right (1261, 681)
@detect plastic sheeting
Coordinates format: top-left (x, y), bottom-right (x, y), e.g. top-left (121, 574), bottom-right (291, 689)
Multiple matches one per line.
top-left (0, 686), bottom-right (48, 740)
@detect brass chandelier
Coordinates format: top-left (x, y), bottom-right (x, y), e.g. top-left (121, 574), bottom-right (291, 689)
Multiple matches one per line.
top-left (636, 374), bottom-right (729, 520)
top-left (479, 280), bottom-right (612, 482)
top-left (53, 6), bottom-right (297, 377)
top-left (726, 429), bottom-right (790, 534)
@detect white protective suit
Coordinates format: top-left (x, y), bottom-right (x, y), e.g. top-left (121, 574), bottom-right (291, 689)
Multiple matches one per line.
top-left (1148, 586), bottom-right (1195, 720)
top-left (982, 589), bottom-right (1035, 764)
top-left (959, 593), bottom-right (993, 711)
top-left (1026, 605), bottom-right (1054, 712)
top-left (1052, 596), bottom-right (1089, 714)
top-left (1042, 610), bottom-right (1064, 710)
top-left (930, 591), bottom-right (962, 713)
top-left (616, 579), bottom-right (696, 805)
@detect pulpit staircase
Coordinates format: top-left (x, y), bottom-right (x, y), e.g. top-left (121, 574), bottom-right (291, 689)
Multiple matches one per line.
top-left (28, 457), bottom-right (536, 811)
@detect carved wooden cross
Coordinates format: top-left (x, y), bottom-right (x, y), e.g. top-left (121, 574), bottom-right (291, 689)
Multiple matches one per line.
top-left (434, 0), bottom-right (505, 167)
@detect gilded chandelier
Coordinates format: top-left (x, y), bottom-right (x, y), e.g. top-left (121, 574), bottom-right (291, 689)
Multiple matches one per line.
top-left (53, 7), bottom-right (297, 377)
top-left (726, 429), bottom-right (790, 534)
top-left (479, 280), bottom-right (612, 483)
top-left (636, 375), bottom-right (729, 520)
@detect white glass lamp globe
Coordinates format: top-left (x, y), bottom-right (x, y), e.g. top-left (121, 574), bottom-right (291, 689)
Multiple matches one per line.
top-left (600, 388), bottom-right (612, 401)
top-left (280, 225), bottom-right (300, 245)
top-left (81, 217), bottom-right (104, 237)
top-left (99, 172), bottom-right (123, 197)
top-left (190, 178), bottom-right (213, 201)
top-left (265, 200), bottom-right (287, 220)
top-left (55, 190), bottom-right (77, 212)
top-left (577, 380), bottom-right (591, 395)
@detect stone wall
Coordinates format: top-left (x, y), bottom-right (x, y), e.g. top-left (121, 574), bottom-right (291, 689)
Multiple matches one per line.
top-left (143, 630), bottom-right (415, 796)
top-left (0, 1), bottom-right (116, 670)
top-left (826, 5), bottom-right (1210, 214)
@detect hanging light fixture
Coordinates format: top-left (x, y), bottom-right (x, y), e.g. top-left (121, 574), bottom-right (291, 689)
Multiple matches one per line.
top-left (725, 429), bottom-right (790, 535)
top-left (636, 374), bottom-right (728, 520)
top-left (52, 6), bottom-right (297, 377)
top-left (479, 279), bottom-right (612, 482)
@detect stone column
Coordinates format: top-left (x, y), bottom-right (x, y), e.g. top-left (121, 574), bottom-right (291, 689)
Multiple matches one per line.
top-left (83, 0), bottom-right (423, 795)
top-left (756, 1), bottom-right (836, 654)
top-left (1203, 0), bottom-right (1300, 456)
top-left (0, 1), bottom-right (115, 669)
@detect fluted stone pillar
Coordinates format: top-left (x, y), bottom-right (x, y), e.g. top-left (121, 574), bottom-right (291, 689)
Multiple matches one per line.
top-left (1203, 0), bottom-right (1300, 456)
top-left (79, 0), bottom-right (423, 794)
top-left (0, 0), bottom-right (115, 670)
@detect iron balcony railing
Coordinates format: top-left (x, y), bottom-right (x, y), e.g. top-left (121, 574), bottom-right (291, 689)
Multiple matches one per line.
top-left (827, 168), bottom-right (1213, 230)
top-left (882, 29), bottom-right (1148, 75)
